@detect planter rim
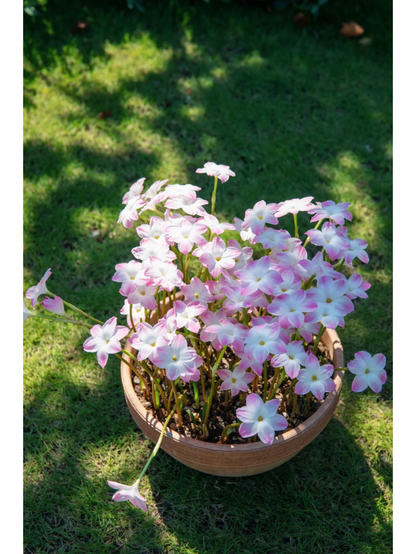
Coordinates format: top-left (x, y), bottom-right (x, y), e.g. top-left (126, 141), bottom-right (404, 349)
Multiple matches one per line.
top-left (121, 328), bottom-right (345, 453)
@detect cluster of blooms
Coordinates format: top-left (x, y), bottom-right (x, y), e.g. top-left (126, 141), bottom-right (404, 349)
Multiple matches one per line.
top-left (24, 161), bottom-right (387, 512)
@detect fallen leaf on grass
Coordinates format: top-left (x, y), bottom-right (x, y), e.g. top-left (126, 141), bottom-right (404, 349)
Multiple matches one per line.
top-left (340, 22), bottom-right (364, 38)
top-left (294, 13), bottom-right (311, 28)
top-left (98, 111), bottom-right (112, 119)
top-left (72, 20), bottom-right (90, 33)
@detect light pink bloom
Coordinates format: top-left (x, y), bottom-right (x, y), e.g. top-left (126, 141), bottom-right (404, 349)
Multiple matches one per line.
top-left (272, 245), bottom-right (308, 278)
top-left (193, 237), bottom-right (240, 278)
top-left (181, 277), bottom-right (214, 306)
top-left (127, 283), bottom-right (158, 310)
top-left (305, 277), bottom-right (354, 329)
top-left (243, 323), bottom-right (283, 364)
top-left (122, 177), bottom-right (146, 204)
top-left (234, 256), bottom-right (283, 296)
top-left (268, 289), bottom-right (317, 329)
top-left (294, 354), bottom-right (335, 400)
top-left (136, 217), bottom-right (171, 245)
top-left (173, 300), bottom-right (206, 333)
top-left (108, 480), bottom-right (147, 511)
top-left (222, 283), bottom-right (261, 316)
top-left (305, 222), bottom-right (350, 261)
top-left (26, 268), bottom-right (52, 307)
top-left (343, 273), bottom-right (371, 300)
top-left (166, 219), bottom-right (207, 255)
top-left (271, 339), bottom-right (308, 379)
top-left (117, 196), bottom-right (146, 228)
top-left (205, 277), bottom-right (228, 301)
top-left (83, 317), bottom-right (129, 369)
top-left (242, 201), bottom-right (280, 235)
top-left (23, 300), bottom-right (34, 322)
top-left (291, 321), bottom-right (321, 344)
top-left (234, 347), bottom-right (264, 377)
top-left (165, 184), bottom-right (201, 198)
top-left (120, 299), bottom-right (146, 328)
top-left (226, 239), bottom-right (253, 273)
top-left (200, 214), bottom-right (235, 235)
top-left (274, 197), bottom-right (315, 218)
top-left (348, 352), bottom-right (387, 393)
top-left (308, 200), bottom-right (353, 226)
top-left (129, 321), bottom-right (170, 362)
top-left (145, 258), bottom-right (183, 291)
top-left (195, 161), bottom-right (236, 183)
top-left (253, 228), bottom-right (291, 250)
top-left (218, 366), bottom-right (255, 396)
top-left (200, 308), bottom-right (228, 349)
top-left (268, 270), bottom-right (301, 296)
top-left (205, 318), bottom-right (248, 351)
top-left (112, 261), bottom-right (147, 296)
top-left (236, 394), bottom-right (288, 445)
top-left (164, 190), bottom-right (208, 216)
top-left (298, 251), bottom-right (341, 280)
top-left (152, 334), bottom-right (201, 382)
top-left (131, 238), bottom-right (176, 263)
top-left (41, 295), bottom-right (67, 316)
top-left (343, 238), bottom-right (369, 265)
top-left (234, 217), bottom-right (256, 244)
top-left (140, 179), bottom-right (169, 214)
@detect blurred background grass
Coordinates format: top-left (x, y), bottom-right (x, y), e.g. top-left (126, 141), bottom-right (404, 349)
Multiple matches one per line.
top-left (24, 1), bottom-right (392, 552)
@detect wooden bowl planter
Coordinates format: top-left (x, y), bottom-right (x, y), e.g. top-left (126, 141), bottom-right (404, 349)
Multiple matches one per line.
top-left (120, 316), bottom-right (345, 477)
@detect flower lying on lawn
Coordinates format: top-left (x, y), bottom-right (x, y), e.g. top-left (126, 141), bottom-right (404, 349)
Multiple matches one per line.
top-left (107, 480), bottom-right (147, 511)
top-left (347, 352), bottom-right (387, 393)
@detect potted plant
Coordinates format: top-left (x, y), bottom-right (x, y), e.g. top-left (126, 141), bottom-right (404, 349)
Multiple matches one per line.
top-left (24, 162), bottom-right (387, 511)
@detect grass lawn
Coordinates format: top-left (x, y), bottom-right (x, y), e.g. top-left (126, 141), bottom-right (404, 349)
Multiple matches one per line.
top-left (24, 1), bottom-right (392, 552)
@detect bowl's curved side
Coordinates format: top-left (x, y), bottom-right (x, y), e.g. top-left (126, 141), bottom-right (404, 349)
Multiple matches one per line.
top-left (121, 329), bottom-right (344, 477)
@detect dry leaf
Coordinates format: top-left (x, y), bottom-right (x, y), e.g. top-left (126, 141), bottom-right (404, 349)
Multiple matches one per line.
top-left (98, 111), bottom-right (112, 119)
top-left (72, 20), bottom-right (90, 33)
top-left (294, 12), bottom-right (311, 28)
top-left (340, 22), bottom-right (364, 38)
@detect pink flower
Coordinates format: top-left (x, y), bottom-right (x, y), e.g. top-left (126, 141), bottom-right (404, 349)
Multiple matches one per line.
top-left (131, 238), bottom-right (176, 263)
top-left (242, 200), bottom-right (280, 235)
top-left (195, 161), bottom-right (236, 183)
top-left (348, 352), bottom-right (387, 393)
top-left (23, 300), bottom-right (34, 322)
top-left (200, 214), bottom-right (235, 235)
top-left (128, 321), bottom-right (170, 362)
top-left (271, 339), bottom-right (308, 379)
top-left (117, 196), bottom-right (146, 228)
top-left (181, 277), bottom-right (215, 306)
top-left (126, 283), bottom-right (158, 310)
top-left (226, 239), bottom-right (253, 273)
top-left (112, 261), bottom-right (147, 297)
top-left (200, 308), bottom-right (228, 349)
top-left (343, 238), bottom-right (369, 265)
top-left (108, 480), bottom-right (147, 511)
top-left (166, 219), bottom-right (207, 255)
top-left (139, 179), bottom-right (169, 214)
top-left (144, 258), bottom-right (183, 291)
top-left (83, 317), bottom-right (129, 368)
top-left (298, 251), bottom-right (341, 280)
top-left (233, 346), bottom-right (264, 377)
top-left (205, 318), bottom-right (248, 351)
top-left (26, 268), bottom-right (52, 307)
top-left (305, 277), bottom-right (354, 329)
top-left (253, 228), bottom-right (291, 250)
top-left (41, 295), bottom-right (67, 316)
top-left (274, 197), bottom-right (315, 218)
top-left (268, 289), bottom-right (317, 329)
top-left (221, 283), bottom-right (261, 316)
top-left (136, 217), bottom-right (171, 246)
top-left (152, 334), bottom-right (201, 382)
top-left (305, 222), bottom-right (350, 261)
top-left (193, 237), bottom-right (240, 279)
top-left (308, 200), bottom-right (353, 226)
top-left (122, 177), bottom-right (146, 204)
top-left (343, 273), bottom-right (371, 300)
top-left (234, 256), bottom-right (283, 296)
top-left (272, 245), bottom-right (308, 278)
top-left (218, 366), bottom-right (254, 396)
top-left (234, 217), bottom-right (256, 244)
top-left (120, 299), bottom-right (145, 328)
top-left (243, 323), bottom-right (283, 364)
top-left (236, 394), bottom-right (288, 445)
top-left (164, 190), bottom-right (208, 216)
top-left (294, 354), bottom-right (335, 400)
top-left (173, 300), bottom-right (206, 333)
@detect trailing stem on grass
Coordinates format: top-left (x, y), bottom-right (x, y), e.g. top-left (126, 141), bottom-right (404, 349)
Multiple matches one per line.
top-left (134, 396), bottom-right (183, 487)
top-left (30, 312), bottom-right (93, 330)
top-left (203, 345), bottom-right (227, 427)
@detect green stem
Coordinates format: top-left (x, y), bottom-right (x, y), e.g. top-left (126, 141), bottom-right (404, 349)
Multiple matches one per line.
top-left (129, 303), bottom-right (137, 333)
top-left (293, 213), bottom-right (299, 239)
top-left (136, 396), bottom-right (183, 486)
top-left (211, 175), bottom-right (219, 216)
top-left (30, 313), bottom-right (92, 329)
top-left (303, 219), bottom-right (324, 248)
top-left (204, 345), bottom-right (227, 427)
top-left (263, 361), bottom-right (268, 401)
top-left (121, 350), bottom-right (167, 407)
top-left (58, 297), bottom-right (104, 325)
top-left (115, 353), bottom-right (150, 396)
top-left (220, 422), bottom-right (241, 443)
top-left (313, 324), bottom-right (326, 356)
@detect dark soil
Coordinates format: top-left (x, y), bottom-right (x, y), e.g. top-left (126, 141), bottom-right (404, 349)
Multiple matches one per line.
top-left (132, 342), bottom-right (333, 445)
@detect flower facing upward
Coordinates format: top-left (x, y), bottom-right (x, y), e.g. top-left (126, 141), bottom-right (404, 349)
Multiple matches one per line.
top-left (181, 277), bottom-right (215, 307)
top-left (236, 394), bottom-right (288, 445)
top-left (271, 339), bottom-right (308, 379)
top-left (268, 289), bottom-right (317, 329)
top-left (83, 317), bottom-right (129, 368)
top-left (128, 321), bottom-right (170, 362)
top-left (234, 256), bottom-right (283, 296)
top-left (243, 323), bottom-right (282, 364)
top-left (152, 334), bottom-right (201, 382)
top-left (195, 162), bottom-right (236, 183)
top-left (193, 237), bottom-right (240, 279)
top-left (26, 268), bottom-right (52, 307)
top-left (348, 352), bottom-right (387, 393)
top-left (218, 366), bottom-right (255, 396)
top-left (274, 197), bottom-right (315, 218)
top-left (108, 480), bottom-right (147, 511)
top-left (308, 200), bottom-right (353, 226)
top-left (305, 222), bottom-right (350, 261)
top-left (242, 200), bottom-right (280, 235)
top-left (173, 300), bottom-right (207, 333)
top-left (294, 354), bottom-right (335, 400)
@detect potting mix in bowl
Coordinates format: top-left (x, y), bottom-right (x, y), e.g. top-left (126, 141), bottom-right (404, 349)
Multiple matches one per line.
top-left (24, 162), bottom-right (387, 511)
